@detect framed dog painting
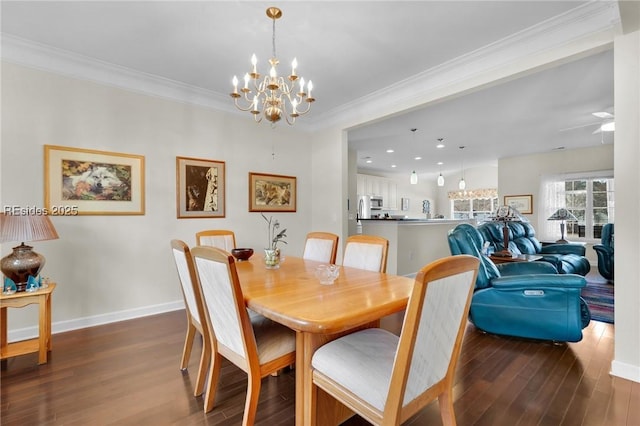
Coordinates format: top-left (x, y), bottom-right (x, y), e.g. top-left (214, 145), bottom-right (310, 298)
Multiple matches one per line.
top-left (176, 156), bottom-right (226, 219)
top-left (249, 172), bottom-right (296, 212)
top-left (44, 145), bottom-right (145, 215)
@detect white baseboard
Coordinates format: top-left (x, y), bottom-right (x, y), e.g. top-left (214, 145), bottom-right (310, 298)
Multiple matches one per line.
top-left (7, 300), bottom-right (185, 343)
top-left (610, 360), bottom-right (640, 383)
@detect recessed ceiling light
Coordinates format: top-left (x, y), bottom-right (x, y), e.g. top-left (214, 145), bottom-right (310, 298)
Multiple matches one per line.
top-left (437, 161), bottom-right (443, 165)
top-left (365, 159), bottom-right (373, 163)
top-left (386, 149), bottom-right (394, 153)
top-left (436, 144), bottom-right (445, 149)
top-left (414, 156), bottom-right (422, 160)
top-left (391, 164), bottom-right (397, 168)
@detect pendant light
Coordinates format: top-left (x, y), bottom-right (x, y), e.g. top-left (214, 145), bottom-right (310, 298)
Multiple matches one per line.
top-left (458, 146), bottom-right (466, 190)
top-left (436, 138), bottom-right (445, 186)
top-left (410, 128), bottom-right (418, 184)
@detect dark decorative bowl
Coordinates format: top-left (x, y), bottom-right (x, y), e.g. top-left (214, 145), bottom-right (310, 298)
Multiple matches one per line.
top-left (231, 248), bottom-right (254, 261)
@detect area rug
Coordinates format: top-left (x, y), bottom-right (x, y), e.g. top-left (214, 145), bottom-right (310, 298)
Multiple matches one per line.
top-left (581, 274), bottom-right (614, 324)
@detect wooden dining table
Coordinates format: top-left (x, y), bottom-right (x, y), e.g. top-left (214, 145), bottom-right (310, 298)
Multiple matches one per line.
top-left (235, 255), bottom-right (415, 426)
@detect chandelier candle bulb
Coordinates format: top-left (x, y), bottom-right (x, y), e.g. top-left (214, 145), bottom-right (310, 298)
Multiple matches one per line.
top-left (291, 58), bottom-right (297, 77)
top-left (232, 76), bottom-right (239, 94)
top-left (307, 81), bottom-right (313, 100)
top-left (251, 54), bottom-right (258, 75)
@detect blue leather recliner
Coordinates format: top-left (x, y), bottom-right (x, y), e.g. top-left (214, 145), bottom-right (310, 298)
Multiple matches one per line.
top-left (593, 223), bottom-right (614, 282)
top-left (477, 221), bottom-right (591, 276)
top-left (448, 223), bottom-right (591, 342)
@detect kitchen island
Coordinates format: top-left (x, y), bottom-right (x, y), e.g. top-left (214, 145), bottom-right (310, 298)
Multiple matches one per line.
top-left (359, 219), bottom-right (476, 276)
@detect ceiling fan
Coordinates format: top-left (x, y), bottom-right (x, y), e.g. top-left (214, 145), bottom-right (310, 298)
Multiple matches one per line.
top-left (559, 111), bottom-right (615, 134)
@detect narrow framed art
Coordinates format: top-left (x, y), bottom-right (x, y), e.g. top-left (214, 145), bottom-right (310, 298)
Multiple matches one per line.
top-left (44, 145), bottom-right (145, 215)
top-left (504, 194), bottom-right (533, 214)
top-left (248, 172), bottom-right (296, 212)
top-left (176, 156), bottom-right (226, 218)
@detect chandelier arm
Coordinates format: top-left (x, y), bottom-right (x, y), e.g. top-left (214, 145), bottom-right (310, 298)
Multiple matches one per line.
top-left (234, 97), bottom-right (259, 112)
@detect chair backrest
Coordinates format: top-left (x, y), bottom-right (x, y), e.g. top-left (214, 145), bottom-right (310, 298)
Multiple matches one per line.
top-left (303, 232), bottom-right (339, 264)
top-left (385, 255), bottom-right (479, 422)
top-left (447, 223), bottom-right (500, 289)
top-left (196, 230), bottom-right (236, 251)
top-left (601, 223), bottom-right (614, 249)
top-left (342, 235), bottom-right (389, 273)
top-left (170, 239), bottom-right (205, 329)
top-left (190, 245), bottom-right (257, 369)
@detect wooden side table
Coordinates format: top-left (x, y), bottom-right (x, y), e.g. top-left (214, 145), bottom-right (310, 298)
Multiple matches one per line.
top-left (489, 254), bottom-right (543, 264)
top-left (1, 283), bottom-right (56, 364)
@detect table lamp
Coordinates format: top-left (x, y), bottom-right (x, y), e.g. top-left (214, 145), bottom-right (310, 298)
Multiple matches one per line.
top-left (0, 213), bottom-right (59, 292)
top-left (547, 208), bottom-right (577, 243)
top-left (490, 205), bottom-right (523, 258)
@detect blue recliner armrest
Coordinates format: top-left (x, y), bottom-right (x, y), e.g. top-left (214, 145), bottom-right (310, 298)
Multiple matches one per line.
top-left (541, 243), bottom-right (586, 256)
top-left (490, 273), bottom-right (586, 290)
top-left (497, 262), bottom-right (558, 276)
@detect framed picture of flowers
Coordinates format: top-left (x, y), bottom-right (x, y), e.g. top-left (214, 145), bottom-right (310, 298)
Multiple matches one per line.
top-left (249, 172), bottom-right (297, 212)
top-left (176, 156), bottom-right (226, 218)
top-left (44, 145), bottom-right (145, 215)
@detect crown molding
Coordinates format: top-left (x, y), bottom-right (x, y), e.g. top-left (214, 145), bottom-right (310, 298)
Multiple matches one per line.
top-left (1, 33), bottom-right (235, 113)
top-left (1, 1), bottom-right (620, 133)
top-left (309, 1), bottom-right (620, 132)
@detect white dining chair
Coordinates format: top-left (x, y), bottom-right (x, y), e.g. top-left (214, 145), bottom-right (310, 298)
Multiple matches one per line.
top-left (302, 231), bottom-right (339, 264)
top-left (170, 239), bottom-right (209, 397)
top-left (195, 229), bottom-right (236, 251)
top-left (311, 255), bottom-right (479, 425)
top-left (342, 234), bottom-right (389, 272)
top-left (190, 245), bottom-right (296, 425)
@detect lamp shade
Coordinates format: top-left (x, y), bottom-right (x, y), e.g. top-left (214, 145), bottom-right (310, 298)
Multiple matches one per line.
top-left (437, 173), bottom-right (444, 187)
top-left (547, 208), bottom-right (578, 221)
top-left (492, 205), bottom-right (524, 222)
top-left (1, 214), bottom-right (59, 243)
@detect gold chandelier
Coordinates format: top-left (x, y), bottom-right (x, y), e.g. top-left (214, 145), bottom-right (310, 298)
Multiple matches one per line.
top-left (230, 7), bottom-right (314, 125)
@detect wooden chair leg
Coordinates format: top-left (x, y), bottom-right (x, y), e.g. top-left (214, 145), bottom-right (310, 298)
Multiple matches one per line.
top-left (438, 389), bottom-right (457, 426)
top-left (194, 337), bottom-right (211, 397)
top-left (203, 353), bottom-right (222, 413)
top-left (181, 322), bottom-right (197, 370)
top-left (242, 370), bottom-right (262, 426)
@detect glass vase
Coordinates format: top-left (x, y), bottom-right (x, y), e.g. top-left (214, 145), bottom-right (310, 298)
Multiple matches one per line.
top-left (264, 248), bottom-right (280, 269)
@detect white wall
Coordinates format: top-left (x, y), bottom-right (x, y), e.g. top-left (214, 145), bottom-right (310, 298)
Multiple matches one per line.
top-left (1, 62), bottom-right (314, 334)
top-left (611, 26), bottom-right (640, 383)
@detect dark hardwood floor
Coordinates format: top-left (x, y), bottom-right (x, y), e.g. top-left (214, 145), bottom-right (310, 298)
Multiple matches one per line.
top-left (1, 310), bottom-right (638, 425)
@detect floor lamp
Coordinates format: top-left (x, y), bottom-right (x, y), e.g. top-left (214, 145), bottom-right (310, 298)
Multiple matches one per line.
top-left (547, 208), bottom-right (578, 243)
top-left (490, 205), bottom-right (524, 258)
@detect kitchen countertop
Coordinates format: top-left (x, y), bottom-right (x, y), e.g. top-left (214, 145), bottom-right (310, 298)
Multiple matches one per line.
top-left (359, 218), bottom-right (465, 223)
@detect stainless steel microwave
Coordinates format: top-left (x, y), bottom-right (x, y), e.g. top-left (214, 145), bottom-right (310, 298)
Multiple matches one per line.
top-left (370, 197), bottom-right (383, 209)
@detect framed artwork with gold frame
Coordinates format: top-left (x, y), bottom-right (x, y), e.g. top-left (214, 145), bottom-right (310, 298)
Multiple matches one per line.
top-left (44, 145), bottom-right (145, 215)
top-left (248, 172), bottom-right (296, 212)
top-left (504, 194), bottom-right (533, 214)
top-left (176, 156), bottom-right (226, 219)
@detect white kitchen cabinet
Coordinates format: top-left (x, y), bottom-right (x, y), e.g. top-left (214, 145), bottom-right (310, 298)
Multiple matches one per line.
top-left (357, 174), bottom-right (398, 210)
